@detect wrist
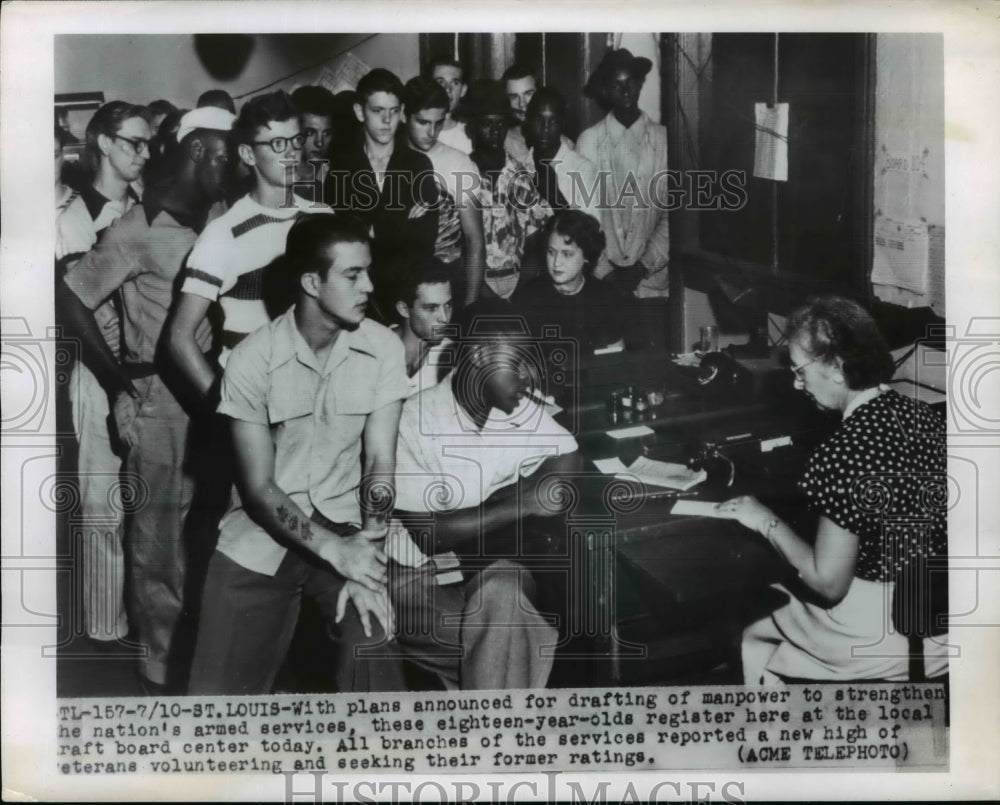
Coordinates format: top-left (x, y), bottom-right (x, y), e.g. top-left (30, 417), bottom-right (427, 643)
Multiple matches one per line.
top-left (760, 515), bottom-right (781, 544)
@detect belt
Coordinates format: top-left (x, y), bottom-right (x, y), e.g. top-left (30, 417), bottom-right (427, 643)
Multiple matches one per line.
top-left (122, 362), bottom-right (158, 380)
top-left (219, 330), bottom-right (248, 350)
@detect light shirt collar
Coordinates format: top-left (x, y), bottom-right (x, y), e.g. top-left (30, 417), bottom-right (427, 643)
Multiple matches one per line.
top-left (843, 384), bottom-right (889, 419)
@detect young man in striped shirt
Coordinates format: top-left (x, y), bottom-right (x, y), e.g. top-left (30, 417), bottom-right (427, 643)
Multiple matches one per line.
top-left (167, 91), bottom-right (332, 406)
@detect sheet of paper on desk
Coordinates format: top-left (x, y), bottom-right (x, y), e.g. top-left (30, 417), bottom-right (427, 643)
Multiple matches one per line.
top-left (615, 456), bottom-right (707, 491)
top-left (606, 424), bottom-right (655, 440)
top-left (671, 499), bottom-right (728, 518)
top-left (593, 457), bottom-right (629, 474)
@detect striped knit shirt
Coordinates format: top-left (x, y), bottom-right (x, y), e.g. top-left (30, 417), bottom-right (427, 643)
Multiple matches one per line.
top-left (180, 193), bottom-right (330, 364)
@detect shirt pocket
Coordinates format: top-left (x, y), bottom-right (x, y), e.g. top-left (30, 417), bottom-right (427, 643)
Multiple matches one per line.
top-left (331, 369), bottom-right (378, 415)
top-left (267, 388), bottom-right (314, 425)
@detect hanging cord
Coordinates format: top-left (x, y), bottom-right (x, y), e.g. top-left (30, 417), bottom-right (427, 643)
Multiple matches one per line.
top-left (231, 34), bottom-right (380, 101)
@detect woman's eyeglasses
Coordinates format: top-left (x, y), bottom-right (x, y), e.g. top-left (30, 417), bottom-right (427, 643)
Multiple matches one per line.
top-left (251, 133), bottom-right (307, 154)
top-left (789, 357), bottom-right (819, 379)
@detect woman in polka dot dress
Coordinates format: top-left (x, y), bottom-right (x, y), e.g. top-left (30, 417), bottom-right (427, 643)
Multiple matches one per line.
top-left (714, 296), bottom-right (949, 684)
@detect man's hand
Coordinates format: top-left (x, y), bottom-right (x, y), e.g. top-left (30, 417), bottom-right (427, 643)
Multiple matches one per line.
top-left (336, 581), bottom-right (395, 639)
top-left (385, 519), bottom-right (429, 568)
top-left (109, 390), bottom-right (140, 453)
top-left (318, 534), bottom-right (387, 591)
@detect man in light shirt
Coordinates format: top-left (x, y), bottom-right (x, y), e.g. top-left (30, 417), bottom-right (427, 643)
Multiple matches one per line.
top-left (427, 55), bottom-right (473, 155)
top-left (391, 316), bottom-right (581, 689)
top-left (168, 91), bottom-right (330, 407)
top-left (390, 257), bottom-right (455, 398)
top-left (188, 215), bottom-right (408, 695)
top-left (577, 49), bottom-right (670, 299)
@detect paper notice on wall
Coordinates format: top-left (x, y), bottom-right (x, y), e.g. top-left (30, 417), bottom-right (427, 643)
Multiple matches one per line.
top-left (753, 102), bottom-right (789, 181)
top-left (316, 52), bottom-right (370, 94)
top-left (872, 217), bottom-right (937, 311)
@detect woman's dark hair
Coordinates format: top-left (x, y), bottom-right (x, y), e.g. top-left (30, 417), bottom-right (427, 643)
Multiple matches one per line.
top-left (542, 210), bottom-right (606, 273)
top-left (786, 296), bottom-right (894, 389)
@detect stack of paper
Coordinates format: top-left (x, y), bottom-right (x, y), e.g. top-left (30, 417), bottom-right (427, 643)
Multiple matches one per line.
top-left (594, 456), bottom-right (707, 491)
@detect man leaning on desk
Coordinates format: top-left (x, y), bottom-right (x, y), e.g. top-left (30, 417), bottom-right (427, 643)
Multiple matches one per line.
top-left (388, 317), bottom-right (582, 690)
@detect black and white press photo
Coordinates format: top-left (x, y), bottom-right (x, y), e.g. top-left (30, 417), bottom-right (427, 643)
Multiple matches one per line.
top-left (2, 2), bottom-right (999, 802)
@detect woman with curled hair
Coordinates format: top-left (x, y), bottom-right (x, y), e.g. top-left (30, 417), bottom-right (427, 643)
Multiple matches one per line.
top-left (511, 210), bottom-right (624, 404)
top-left (512, 209), bottom-right (623, 351)
top-left (715, 296), bottom-right (948, 684)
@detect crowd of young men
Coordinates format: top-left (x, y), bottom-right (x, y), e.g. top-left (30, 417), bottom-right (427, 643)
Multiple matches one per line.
top-left (56, 46), bottom-right (668, 694)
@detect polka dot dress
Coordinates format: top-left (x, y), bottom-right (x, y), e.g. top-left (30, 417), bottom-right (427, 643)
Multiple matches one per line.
top-left (798, 389), bottom-right (947, 582)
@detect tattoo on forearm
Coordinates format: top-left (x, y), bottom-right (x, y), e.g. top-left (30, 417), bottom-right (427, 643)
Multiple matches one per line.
top-left (276, 504), bottom-right (310, 541)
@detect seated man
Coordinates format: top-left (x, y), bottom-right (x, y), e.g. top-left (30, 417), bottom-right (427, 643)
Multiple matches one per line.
top-left (391, 316), bottom-right (582, 689)
top-left (390, 257), bottom-right (455, 397)
top-left (188, 215), bottom-right (408, 695)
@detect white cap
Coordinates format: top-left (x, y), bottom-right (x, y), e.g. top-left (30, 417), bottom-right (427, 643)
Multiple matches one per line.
top-left (175, 107), bottom-right (236, 143)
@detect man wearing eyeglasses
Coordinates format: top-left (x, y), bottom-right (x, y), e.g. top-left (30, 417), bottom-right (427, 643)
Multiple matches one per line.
top-left (168, 90), bottom-right (332, 409)
top-left (56, 100), bottom-right (152, 649)
top-left (291, 85), bottom-right (336, 198)
top-left (57, 108), bottom-right (236, 693)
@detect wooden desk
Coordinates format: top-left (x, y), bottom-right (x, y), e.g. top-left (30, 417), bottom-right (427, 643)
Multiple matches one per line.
top-left (537, 351), bottom-right (825, 685)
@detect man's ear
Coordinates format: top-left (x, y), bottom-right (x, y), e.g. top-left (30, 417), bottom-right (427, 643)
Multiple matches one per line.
top-left (97, 132), bottom-right (114, 157)
top-left (353, 102), bottom-right (365, 124)
top-left (395, 300), bottom-right (411, 321)
top-left (459, 83), bottom-right (468, 100)
top-left (237, 143), bottom-right (255, 168)
top-left (300, 271), bottom-right (320, 298)
top-left (188, 138), bottom-right (205, 162)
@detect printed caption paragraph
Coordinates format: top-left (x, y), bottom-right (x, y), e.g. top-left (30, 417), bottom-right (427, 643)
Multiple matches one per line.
top-left (56, 684), bottom-right (947, 774)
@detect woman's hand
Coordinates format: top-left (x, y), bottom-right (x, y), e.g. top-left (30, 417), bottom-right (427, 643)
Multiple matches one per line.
top-left (714, 495), bottom-right (775, 535)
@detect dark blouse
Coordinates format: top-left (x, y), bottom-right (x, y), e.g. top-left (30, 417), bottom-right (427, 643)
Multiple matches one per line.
top-left (511, 275), bottom-right (626, 353)
top-left (798, 389), bottom-right (947, 582)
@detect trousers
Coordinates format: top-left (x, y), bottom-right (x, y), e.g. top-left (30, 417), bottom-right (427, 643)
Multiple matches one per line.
top-left (390, 559), bottom-right (557, 690)
top-left (69, 361), bottom-right (127, 641)
top-left (189, 533), bottom-right (406, 695)
top-left (121, 374), bottom-right (196, 685)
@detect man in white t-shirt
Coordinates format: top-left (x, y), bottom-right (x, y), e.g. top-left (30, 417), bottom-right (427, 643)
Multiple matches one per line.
top-left (426, 56), bottom-right (473, 155)
top-left (390, 257), bottom-right (455, 398)
top-left (167, 90), bottom-right (332, 407)
top-left (401, 76), bottom-right (485, 307)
